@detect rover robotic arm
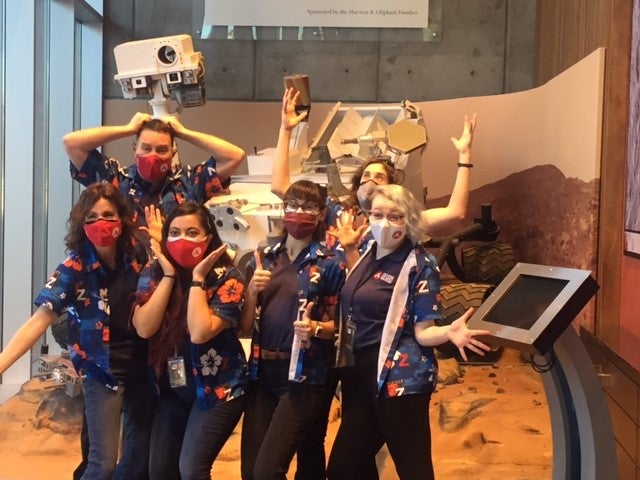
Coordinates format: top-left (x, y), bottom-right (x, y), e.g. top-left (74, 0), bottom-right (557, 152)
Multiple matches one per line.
top-left (113, 34), bottom-right (206, 117)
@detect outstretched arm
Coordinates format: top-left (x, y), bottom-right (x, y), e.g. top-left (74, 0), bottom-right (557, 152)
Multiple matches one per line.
top-left (271, 87), bottom-right (308, 199)
top-left (63, 112), bottom-right (152, 171)
top-left (162, 115), bottom-right (246, 182)
top-left (0, 306), bottom-right (58, 375)
top-left (414, 308), bottom-right (491, 362)
top-left (421, 114), bottom-right (477, 231)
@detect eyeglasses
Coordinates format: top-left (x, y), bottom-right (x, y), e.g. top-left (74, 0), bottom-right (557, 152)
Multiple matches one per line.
top-left (84, 214), bottom-right (120, 224)
top-left (368, 211), bottom-right (406, 226)
top-left (283, 200), bottom-right (321, 216)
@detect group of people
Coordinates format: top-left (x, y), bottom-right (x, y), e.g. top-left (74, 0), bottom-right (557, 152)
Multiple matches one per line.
top-left (0, 88), bottom-right (492, 480)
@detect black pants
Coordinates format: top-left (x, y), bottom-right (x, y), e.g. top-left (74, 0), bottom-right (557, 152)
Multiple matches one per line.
top-left (295, 366), bottom-right (379, 480)
top-left (241, 358), bottom-right (325, 480)
top-left (327, 347), bottom-right (434, 480)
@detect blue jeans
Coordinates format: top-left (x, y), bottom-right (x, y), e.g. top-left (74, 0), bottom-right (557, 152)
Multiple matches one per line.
top-left (180, 395), bottom-right (246, 480)
top-left (149, 389), bottom-right (246, 480)
top-left (81, 377), bottom-right (153, 480)
top-left (240, 358), bottom-right (325, 480)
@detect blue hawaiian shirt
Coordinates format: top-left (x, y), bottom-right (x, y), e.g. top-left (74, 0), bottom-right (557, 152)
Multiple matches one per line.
top-left (70, 150), bottom-right (230, 228)
top-left (34, 241), bottom-right (145, 390)
top-left (136, 264), bottom-right (249, 410)
top-left (246, 237), bottom-right (346, 385)
top-left (337, 243), bottom-right (443, 398)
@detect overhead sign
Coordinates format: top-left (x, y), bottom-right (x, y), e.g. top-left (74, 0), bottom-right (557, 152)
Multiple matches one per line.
top-left (203, 0), bottom-right (429, 29)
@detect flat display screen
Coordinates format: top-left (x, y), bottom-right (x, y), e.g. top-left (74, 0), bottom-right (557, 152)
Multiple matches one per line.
top-left (484, 274), bottom-right (569, 330)
top-left (467, 262), bottom-right (599, 355)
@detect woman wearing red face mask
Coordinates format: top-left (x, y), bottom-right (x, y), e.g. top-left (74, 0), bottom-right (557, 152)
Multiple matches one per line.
top-left (0, 183), bottom-right (153, 480)
top-left (238, 180), bottom-right (346, 480)
top-left (132, 202), bottom-right (248, 480)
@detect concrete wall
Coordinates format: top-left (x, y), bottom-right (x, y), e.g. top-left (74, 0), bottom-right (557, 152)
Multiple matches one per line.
top-left (102, 0), bottom-right (535, 103)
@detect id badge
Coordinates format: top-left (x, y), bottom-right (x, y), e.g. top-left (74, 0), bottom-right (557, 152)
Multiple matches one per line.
top-left (344, 319), bottom-right (356, 363)
top-left (337, 318), bottom-right (357, 368)
top-left (167, 356), bottom-right (187, 388)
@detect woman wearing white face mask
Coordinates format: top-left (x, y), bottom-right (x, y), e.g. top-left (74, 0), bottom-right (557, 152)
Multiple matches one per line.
top-left (327, 184), bottom-right (492, 480)
top-left (132, 202), bottom-right (248, 480)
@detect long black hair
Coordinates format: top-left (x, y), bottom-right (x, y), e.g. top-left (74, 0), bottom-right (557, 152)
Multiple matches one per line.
top-left (148, 202), bottom-right (232, 373)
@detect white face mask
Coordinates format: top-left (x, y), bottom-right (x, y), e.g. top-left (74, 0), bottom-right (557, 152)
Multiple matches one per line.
top-left (370, 222), bottom-right (407, 250)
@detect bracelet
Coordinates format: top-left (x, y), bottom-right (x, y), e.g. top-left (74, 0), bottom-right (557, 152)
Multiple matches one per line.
top-left (190, 280), bottom-right (206, 289)
top-left (163, 274), bottom-right (176, 279)
top-left (458, 162), bottom-right (473, 168)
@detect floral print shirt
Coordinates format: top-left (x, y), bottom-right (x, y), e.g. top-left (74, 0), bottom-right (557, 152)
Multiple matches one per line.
top-left (71, 150), bottom-right (230, 231)
top-left (136, 264), bottom-right (248, 409)
top-left (34, 241), bottom-right (145, 390)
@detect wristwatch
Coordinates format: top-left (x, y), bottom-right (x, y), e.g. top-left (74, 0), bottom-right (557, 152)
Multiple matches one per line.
top-left (190, 280), bottom-right (206, 289)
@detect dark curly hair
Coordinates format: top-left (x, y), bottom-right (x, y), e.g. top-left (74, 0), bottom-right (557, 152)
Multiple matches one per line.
top-left (350, 156), bottom-right (401, 193)
top-left (64, 182), bottom-right (138, 256)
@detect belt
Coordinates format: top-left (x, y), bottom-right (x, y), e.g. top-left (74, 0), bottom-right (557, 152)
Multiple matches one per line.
top-left (260, 349), bottom-right (291, 360)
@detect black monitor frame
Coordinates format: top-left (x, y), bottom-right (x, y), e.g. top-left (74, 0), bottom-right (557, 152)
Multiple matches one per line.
top-left (466, 262), bottom-right (599, 355)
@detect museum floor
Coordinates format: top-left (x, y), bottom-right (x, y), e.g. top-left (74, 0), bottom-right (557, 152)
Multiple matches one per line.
top-left (0, 348), bottom-right (552, 480)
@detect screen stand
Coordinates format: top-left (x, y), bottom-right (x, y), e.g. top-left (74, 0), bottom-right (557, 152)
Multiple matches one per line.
top-left (539, 327), bottom-right (617, 480)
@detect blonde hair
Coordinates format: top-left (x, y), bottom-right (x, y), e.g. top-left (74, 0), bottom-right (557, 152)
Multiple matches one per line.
top-left (370, 184), bottom-right (429, 243)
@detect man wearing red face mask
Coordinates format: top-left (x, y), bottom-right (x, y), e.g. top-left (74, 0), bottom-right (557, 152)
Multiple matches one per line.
top-left (64, 113), bottom-right (245, 478)
top-left (63, 112), bottom-right (246, 236)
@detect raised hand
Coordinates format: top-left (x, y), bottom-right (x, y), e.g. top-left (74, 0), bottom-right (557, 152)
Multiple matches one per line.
top-left (160, 114), bottom-right (186, 137)
top-left (248, 250), bottom-right (272, 294)
top-left (327, 209), bottom-right (368, 250)
top-left (192, 244), bottom-right (229, 282)
top-left (140, 205), bottom-right (164, 244)
top-left (281, 87), bottom-right (308, 132)
top-left (127, 112), bottom-right (153, 133)
top-left (450, 113), bottom-right (477, 155)
top-left (149, 237), bottom-right (175, 277)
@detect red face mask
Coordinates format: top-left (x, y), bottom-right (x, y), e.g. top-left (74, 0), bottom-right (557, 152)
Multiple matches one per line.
top-left (283, 212), bottom-right (318, 240)
top-left (166, 237), bottom-right (209, 268)
top-left (136, 154), bottom-right (172, 183)
top-left (83, 219), bottom-right (122, 247)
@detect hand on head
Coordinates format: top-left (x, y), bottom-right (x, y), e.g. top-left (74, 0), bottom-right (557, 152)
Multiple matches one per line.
top-left (127, 112), bottom-right (153, 133)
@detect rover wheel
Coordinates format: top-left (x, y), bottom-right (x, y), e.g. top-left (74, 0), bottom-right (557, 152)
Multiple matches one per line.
top-left (436, 282), bottom-right (503, 363)
top-left (461, 243), bottom-right (516, 284)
